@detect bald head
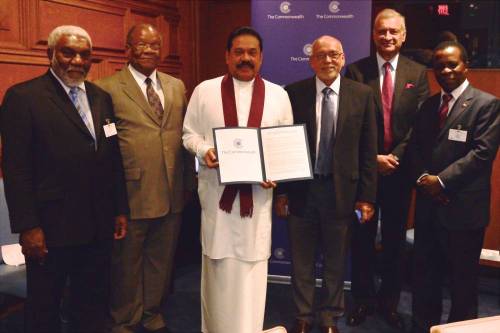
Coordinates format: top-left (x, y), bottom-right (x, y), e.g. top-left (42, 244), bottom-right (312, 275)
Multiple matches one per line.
top-left (309, 35), bottom-right (345, 85)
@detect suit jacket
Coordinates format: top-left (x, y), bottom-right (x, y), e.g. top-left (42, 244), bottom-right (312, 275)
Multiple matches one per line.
top-left (283, 76), bottom-right (378, 219)
top-left (96, 67), bottom-right (195, 220)
top-left (0, 71), bottom-right (129, 247)
top-left (345, 55), bottom-right (429, 162)
top-left (410, 85), bottom-right (499, 230)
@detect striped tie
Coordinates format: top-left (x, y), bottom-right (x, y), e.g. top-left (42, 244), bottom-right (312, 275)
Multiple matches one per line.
top-left (69, 87), bottom-right (96, 140)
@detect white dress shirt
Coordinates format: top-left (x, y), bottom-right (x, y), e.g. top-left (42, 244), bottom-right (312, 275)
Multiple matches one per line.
top-left (128, 64), bottom-right (165, 108)
top-left (376, 52), bottom-right (399, 91)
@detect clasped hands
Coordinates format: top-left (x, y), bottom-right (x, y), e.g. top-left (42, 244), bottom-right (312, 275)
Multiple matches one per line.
top-left (416, 174), bottom-right (450, 205)
top-left (204, 148), bottom-right (276, 189)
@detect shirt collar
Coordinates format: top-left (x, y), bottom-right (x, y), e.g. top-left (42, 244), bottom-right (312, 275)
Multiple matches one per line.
top-left (376, 52), bottom-right (399, 72)
top-left (49, 68), bottom-right (86, 94)
top-left (441, 79), bottom-right (469, 101)
top-left (128, 63), bottom-right (158, 86)
top-left (315, 74), bottom-right (340, 96)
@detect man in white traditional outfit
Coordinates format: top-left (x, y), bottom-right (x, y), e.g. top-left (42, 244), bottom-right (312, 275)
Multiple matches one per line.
top-left (183, 26), bottom-right (293, 333)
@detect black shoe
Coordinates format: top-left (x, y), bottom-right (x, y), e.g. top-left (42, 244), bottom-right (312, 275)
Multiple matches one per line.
top-left (143, 326), bottom-right (172, 333)
top-left (379, 308), bottom-right (405, 330)
top-left (346, 304), bottom-right (373, 326)
top-left (290, 319), bottom-right (312, 333)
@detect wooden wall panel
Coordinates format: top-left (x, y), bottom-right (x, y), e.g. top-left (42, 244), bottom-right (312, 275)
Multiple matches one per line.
top-left (0, 0), bottom-right (24, 49)
top-left (37, 1), bottom-right (126, 51)
top-left (0, 0), bottom-right (193, 101)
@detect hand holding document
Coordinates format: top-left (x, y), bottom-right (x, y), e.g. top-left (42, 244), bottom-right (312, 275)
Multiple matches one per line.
top-left (213, 124), bottom-right (313, 184)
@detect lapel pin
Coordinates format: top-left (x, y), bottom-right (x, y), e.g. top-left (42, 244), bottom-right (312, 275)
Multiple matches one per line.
top-left (462, 102), bottom-right (468, 107)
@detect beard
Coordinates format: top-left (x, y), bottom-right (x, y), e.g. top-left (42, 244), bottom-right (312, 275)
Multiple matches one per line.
top-left (51, 56), bottom-right (87, 87)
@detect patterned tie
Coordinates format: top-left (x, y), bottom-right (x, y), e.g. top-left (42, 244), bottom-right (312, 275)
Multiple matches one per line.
top-left (69, 87), bottom-right (96, 140)
top-left (316, 87), bottom-right (335, 175)
top-left (439, 94), bottom-right (452, 129)
top-left (382, 62), bottom-right (394, 152)
top-left (145, 77), bottom-right (163, 118)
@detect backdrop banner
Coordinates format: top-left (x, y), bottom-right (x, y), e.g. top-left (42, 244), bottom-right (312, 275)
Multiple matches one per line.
top-left (251, 0), bottom-right (372, 280)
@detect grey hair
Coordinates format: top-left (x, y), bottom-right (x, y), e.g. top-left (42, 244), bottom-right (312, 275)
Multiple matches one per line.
top-left (47, 25), bottom-right (92, 50)
top-left (374, 8), bottom-right (406, 32)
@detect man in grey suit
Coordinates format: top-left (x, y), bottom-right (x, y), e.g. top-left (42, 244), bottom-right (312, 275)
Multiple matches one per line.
top-left (96, 24), bottom-right (196, 333)
top-left (410, 41), bottom-right (499, 333)
top-left (275, 35), bottom-right (378, 333)
top-left (344, 9), bottom-right (429, 329)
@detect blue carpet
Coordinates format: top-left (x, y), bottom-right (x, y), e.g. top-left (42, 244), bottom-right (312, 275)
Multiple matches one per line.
top-left (1, 264), bottom-right (499, 333)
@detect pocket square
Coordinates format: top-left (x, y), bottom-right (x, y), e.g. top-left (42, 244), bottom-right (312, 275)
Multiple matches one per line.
top-left (405, 82), bottom-right (415, 89)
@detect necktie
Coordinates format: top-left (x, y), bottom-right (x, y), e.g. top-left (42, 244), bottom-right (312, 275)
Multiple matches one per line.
top-left (439, 94), bottom-right (452, 129)
top-left (69, 87), bottom-right (96, 140)
top-left (145, 78), bottom-right (163, 118)
top-left (316, 87), bottom-right (335, 175)
top-left (382, 62), bottom-right (394, 152)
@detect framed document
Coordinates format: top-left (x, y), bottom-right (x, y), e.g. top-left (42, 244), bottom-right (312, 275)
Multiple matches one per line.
top-left (213, 124), bottom-right (313, 184)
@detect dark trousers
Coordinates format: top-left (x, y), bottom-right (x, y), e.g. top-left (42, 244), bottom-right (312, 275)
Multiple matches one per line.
top-left (288, 177), bottom-right (351, 326)
top-left (24, 240), bottom-right (112, 333)
top-left (350, 171), bottom-right (411, 310)
top-left (412, 208), bottom-right (485, 333)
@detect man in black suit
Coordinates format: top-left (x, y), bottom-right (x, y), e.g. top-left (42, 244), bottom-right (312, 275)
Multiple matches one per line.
top-left (275, 35), bottom-right (377, 333)
top-left (410, 41), bottom-right (499, 333)
top-left (1, 25), bottom-right (129, 333)
top-left (344, 8), bottom-right (429, 329)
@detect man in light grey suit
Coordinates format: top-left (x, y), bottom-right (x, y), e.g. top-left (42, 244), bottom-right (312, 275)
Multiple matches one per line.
top-left (96, 24), bottom-right (196, 333)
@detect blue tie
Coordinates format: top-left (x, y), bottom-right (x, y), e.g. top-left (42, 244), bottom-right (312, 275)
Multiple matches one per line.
top-left (316, 87), bottom-right (335, 175)
top-left (69, 87), bottom-right (96, 141)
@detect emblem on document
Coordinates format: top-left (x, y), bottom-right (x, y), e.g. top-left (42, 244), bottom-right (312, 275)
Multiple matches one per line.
top-left (233, 138), bottom-right (243, 149)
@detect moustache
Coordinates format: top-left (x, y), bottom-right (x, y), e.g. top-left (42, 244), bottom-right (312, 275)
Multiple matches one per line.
top-left (236, 61), bottom-right (254, 69)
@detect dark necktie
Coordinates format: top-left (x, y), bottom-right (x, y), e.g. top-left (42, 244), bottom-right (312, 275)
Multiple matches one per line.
top-left (145, 77), bottom-right (163, 118)
top-left (382, 62), bottom-right (394, 152)
top-left (316, 87), bottom-right (335, 175)
top-left (439, 94), bottom-right (452, 129)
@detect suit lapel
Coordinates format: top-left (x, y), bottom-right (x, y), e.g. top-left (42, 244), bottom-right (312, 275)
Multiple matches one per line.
top-left (305, 78), bottom-right (317, 155)
top-left (158, 73), bottom-right (173, 127)
top-left (366, 58), bottom-right (383, 114)
top-left (119, 68), bottom-right (162, 126)
top-left (336, 77), bottom-right (349, 141)
top-left (85, 82), bottom-right (102, 146)
top-left (393, 57), bottom-right (408, 113)
top-left (45, 72), bottom-right (95, 140)
top-left (438, 85), bottom-right (475, 140)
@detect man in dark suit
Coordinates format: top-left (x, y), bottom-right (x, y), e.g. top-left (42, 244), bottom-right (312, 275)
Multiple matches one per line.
top-left (410, 41), bottom-right (499, 333)
top-left (275, 35), bottom-right (377, 333)
top-left (1, 25), bottom-right (129, 333)
top-left (344, 8), bottom-right (429, 329)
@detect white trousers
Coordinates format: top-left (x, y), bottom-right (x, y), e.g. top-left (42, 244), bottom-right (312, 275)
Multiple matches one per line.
top-left (201, 255), bottom-right (268, 333)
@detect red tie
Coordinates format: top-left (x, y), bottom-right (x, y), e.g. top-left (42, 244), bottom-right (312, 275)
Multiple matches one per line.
top-left (382, 62), bottom-right (394, 152)
top-left (439, 94), bottom-right (452, 129)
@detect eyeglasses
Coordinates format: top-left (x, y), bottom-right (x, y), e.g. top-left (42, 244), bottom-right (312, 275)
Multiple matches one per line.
top-left (132, 42), bottom-right (161, 51)
top-left (314, 52), bottom-right (343, 61)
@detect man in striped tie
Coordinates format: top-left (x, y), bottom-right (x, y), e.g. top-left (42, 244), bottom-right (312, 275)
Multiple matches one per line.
top-left (1, 25), bottom-right (129, 333)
